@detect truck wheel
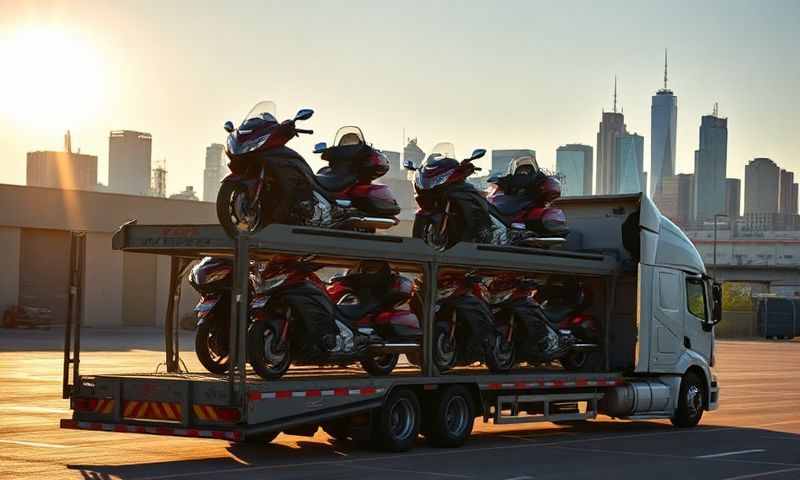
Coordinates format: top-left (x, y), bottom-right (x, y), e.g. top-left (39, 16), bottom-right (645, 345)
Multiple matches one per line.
top-left (195, 321), bottom-right (230, 374)
top-left (322, 417), bottom-right (351, 441)
top-left (244, 430), bottom-right (279, 444)
top-left (248, 321), bottom-right (290, 380)
top-left (428, 385), bottom-right (474, 448)
top-left (372, 388), bottom-right (420, 452)
top-left (433, 323), bottom-right (457, 373)
top-left (671, 372), bottom-right (705, 428)
top-left (360, 354), bottom-right (399, 376)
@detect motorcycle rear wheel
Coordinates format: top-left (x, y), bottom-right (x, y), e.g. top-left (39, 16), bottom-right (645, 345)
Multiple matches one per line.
top-left (217, 181), bottom-right (263, 238)
top-left (248, 321), bottom-right (291, 380)
top-left (360, 354), bottom-right (399, 376)
top-left (195, 321), bottom-right (230, 374)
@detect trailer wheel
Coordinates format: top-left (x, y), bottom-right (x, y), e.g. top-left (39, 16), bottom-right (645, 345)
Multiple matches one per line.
top-left (248, 321), bottom-right (290, 380)
top-left (360, 353), bottom-right (399, 376)
top-left (372, 388), bottom-right (420, 452)
top-left (428, 385), bottom-right (474, 448)
top-left (244, 430), bottom-right (279, 444)
top-left (671, 372), bottom-right (705, 428)
top-left (322, 417), bottom-right (351, 441)
top-left (195, 321), bottom-right (230, 374)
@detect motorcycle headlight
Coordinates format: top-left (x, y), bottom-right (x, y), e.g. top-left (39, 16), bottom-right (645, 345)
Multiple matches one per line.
top-left (256, 273), bottom-right (289, 294)
top-left (415, 169), bottom-right (453, 190)
top-left (436, 286), bottom-right (458, 301)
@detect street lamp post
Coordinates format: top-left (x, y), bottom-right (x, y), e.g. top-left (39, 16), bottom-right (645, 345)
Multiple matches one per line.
top-left (713, 213), bottom-right (729, 278)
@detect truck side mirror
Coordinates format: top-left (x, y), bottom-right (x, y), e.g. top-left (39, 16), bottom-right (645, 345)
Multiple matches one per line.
top-left (711, 282), bottom-right (722, 325)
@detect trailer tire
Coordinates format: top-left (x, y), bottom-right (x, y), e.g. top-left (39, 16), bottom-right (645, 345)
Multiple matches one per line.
top-left (428, 385), bottom-right (474, 448)
top-left (372, 388), bottom-right (420, 452)
top-left (360, 354), bottom-right (399, 376)
top-left (244, 430), bottom-right (279, 444)
top-left (248, 321), bottom-right (291, 380)
top-left (671, 372), bottom-right (705, 428)
top-left (195, 321), bottom-right (230, 374)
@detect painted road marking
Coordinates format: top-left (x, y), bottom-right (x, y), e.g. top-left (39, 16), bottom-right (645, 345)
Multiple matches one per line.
top-left (0, 405), bottom-right (70, 414)
top-left (696, 449), bottom-right (766, 459)
top-left (504, 476), bottom-right (534, 480)
top-left (0, 439), bottom-right (70, 449)
top-left (722, 467), bottom-right (800, 480)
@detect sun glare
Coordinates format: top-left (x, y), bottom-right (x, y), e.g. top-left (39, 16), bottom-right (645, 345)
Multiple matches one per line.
top-left (0, 25), bottom-right (105, 129)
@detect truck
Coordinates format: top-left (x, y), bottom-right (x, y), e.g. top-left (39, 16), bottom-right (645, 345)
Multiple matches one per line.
top-left (60, 193), bottom-right (721, 451)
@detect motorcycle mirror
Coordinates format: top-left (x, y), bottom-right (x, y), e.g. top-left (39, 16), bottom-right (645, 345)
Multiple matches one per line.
top-left (223, 121), bottom-right (235, 133)
top-left (294, 109), bottom-right (314, 121)
top-left (467, 148), bottom-right (487, 161)
top-left (403, 159), bottom-right (416, 171)
top-left (313, 142), bottom-right (327, 154)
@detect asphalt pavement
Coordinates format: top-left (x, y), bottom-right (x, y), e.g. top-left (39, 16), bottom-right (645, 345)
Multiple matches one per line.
top-left (1, 328), bottom-right (799, 480)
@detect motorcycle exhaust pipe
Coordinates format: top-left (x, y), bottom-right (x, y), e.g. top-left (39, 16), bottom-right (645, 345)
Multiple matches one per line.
top-left (345, 216), bottom-right (398, 230)
top-left (368, 342), bottom-right (420, 354)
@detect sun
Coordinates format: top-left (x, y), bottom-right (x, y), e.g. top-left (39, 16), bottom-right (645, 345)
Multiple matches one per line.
top-left (0, 25), bottom-right (105, 129)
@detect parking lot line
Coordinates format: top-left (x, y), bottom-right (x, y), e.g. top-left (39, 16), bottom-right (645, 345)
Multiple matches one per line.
top-left (696, 449), bottom-right (766, 459)
top-left (0, 439), bottom-right (71, 449)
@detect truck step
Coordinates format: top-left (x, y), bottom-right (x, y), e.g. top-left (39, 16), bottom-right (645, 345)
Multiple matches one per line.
top-left (492, 392), bottom-right (603, 425)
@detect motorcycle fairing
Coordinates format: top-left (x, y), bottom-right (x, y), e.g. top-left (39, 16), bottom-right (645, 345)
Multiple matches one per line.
top-left (440, 294), bottom-right (496, 359)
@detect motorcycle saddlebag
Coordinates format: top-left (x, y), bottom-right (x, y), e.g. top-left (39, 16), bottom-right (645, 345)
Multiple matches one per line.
top-left (349, 183), bottom-right (401, 216)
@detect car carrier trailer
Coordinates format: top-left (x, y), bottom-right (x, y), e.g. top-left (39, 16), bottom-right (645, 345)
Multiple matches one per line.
top-left (61, 193), bottom-right (721, 451)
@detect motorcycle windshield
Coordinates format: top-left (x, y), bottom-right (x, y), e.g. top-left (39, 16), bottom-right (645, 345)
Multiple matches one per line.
top-left (427, 142), bottom-right (456, 162)
top-left (240, 101), bottom-right (277, 129)
top-left (415, 142), bottom-right (459, 190)
top-left (333, 126), bottom-right (366, 146)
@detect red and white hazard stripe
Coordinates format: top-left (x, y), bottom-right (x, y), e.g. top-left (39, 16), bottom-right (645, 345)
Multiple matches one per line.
top-left (248, 386), bottom-right (385, 402)
top-left (480, 378), bottom-right (623, 390)
top-left (60, 419), bottom-right (241, 441)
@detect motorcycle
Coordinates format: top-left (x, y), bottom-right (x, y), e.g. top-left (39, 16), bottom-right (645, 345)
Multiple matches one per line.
top-left (404, 144), bottom-right (567, 250)
top-left (188, 257), bottom-right (255, 374)
top-left (217, 101), bottom-right (401, 238)
top-left (432, 271), bottom-right (515, 373)
top-left (487, 273), bottom-right (599, 371)
top-left (247, 258), bottom-right (422, 379)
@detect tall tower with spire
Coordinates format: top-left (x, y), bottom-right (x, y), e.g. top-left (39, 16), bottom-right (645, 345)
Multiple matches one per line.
top-left (650, 49), bottom-right (678, 201)
top-left (596, 77), bottom-right (627, 194)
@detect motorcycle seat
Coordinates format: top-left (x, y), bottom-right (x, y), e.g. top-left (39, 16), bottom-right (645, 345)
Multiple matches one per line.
top-left (315, 172), bottom-right (358, 193)
top-left (335, 302), bottom-right (377, 322)
top-left (490, 195), bottom-right (534, 217)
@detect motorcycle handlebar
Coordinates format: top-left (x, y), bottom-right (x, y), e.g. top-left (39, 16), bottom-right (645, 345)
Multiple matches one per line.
top-left (296, 128), bottom-right (313, 135)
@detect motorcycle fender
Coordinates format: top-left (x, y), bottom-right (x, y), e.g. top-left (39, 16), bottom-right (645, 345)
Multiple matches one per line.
top-left (220, 173), bottom-right (254, 184)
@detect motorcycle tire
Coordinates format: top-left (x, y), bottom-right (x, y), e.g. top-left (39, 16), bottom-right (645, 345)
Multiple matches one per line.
top-left (560, 350), bottom-right (601, 372)
top-left (217, 181), bottom-right (263, 239)
top-left (360, 354), bottom-right (399, 376)
top-left (248, 321), bottom-right (291, 380)
top-left (433, 322), bottom-right (457, 373)
top-left (195, 321), bottom-right (230, 374)
top-left (485, 335), bottom-right (515, 373)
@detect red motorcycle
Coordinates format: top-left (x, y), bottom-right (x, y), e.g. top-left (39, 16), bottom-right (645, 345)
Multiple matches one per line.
top-left (217, 101), bottom-right (400, 238)
top-left (247, 257), bottom-right (422, 379)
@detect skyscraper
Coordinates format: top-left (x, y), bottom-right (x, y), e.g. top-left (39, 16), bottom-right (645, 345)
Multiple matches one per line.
top-left (744, 158), bottom-right (780, 214)
top-left (779, 169), bottom-right (796, 214)
top-left (26, 131), bottom-right (98, 191)
top-left (203, 143), bottom-right (225, 202)
top-left (596, 78), bottom-right (627, 194)
top-left (555, 144), bottom-right (593, 196)
top-left (692, 108), bottom-right (728, 222)
top-left (725, 178), bottom-right (741, 219)
top-left (491, 149), bottom-right (536, 174)
top-left (615, 133), bottom-right (645, 194)
top-left (109, 130), bottom-right (153, 196)
top-left (660, 174), bottom-right (695, 227)
top-left (650, 50), bottom-right (677, 199)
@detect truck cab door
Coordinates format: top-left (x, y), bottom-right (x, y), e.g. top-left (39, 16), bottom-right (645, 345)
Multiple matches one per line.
top-left (683, 274), bottom-right (713, 364)
top-left (649, 267), bottom-right (685, 371)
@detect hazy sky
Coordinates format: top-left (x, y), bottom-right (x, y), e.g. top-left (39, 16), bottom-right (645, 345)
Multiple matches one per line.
top-left (1, 0), bottom-right (798, 197)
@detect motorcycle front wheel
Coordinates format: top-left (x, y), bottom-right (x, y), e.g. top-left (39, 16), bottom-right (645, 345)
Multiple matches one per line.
top-left (217, 181), bottom-right (263, 238)
top-left (195, 320), bottom-right (230, 374)
top-left (486, 335), bottom-right (515, 373)
top-left (433, 323), bottom-right (457, 373)
top-left (360, 354), bottom-right (399, 376)
top-left (248, 320), bottom-right (291, 380)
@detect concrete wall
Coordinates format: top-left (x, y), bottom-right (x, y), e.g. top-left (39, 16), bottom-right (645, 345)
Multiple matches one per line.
top-left (0, 226), bottom-right (20, 313)
top-left (83, 232), bottom-right (123, 327)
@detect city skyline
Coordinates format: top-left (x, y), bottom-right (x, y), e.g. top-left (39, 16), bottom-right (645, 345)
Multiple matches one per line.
top-left (1, 1), bottom-right (799, 198)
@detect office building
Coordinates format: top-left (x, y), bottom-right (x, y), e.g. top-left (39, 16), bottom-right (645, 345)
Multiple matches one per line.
top-left (151, 160), bottom-right (167, 198)
top-left (779, 169), bottom-right (798, 214)
top-left (659, 174), bottom-right (695, 227)
top-left (650, 51), bottom-right (677, 199)
top-left (491, 149), bottom-right (536, 175)
top-left (403, 138), bottom-right (425, 166)
top-left (614, 133), bottom-right (644, 194)
top-left (744, 158), bottom-right (780, 214)
top-left (26, 132), bottom-right (97, 191)
top-left (170, 186), bottom-right (199, 201)
top-left (596, 78), bottom-right (627, 194)
top-left (692, 108), bottom-right (728, 222)
top-left (556, 144), bottom-right (593, 196)
top-left (202, 143), bottom-right (225, 202)
top-left (381, 150), bottom-right (404, 179)
top-left (725, 178), bottom-right (741, 219)
top-left (108, 130), bottom-right (153, 196)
